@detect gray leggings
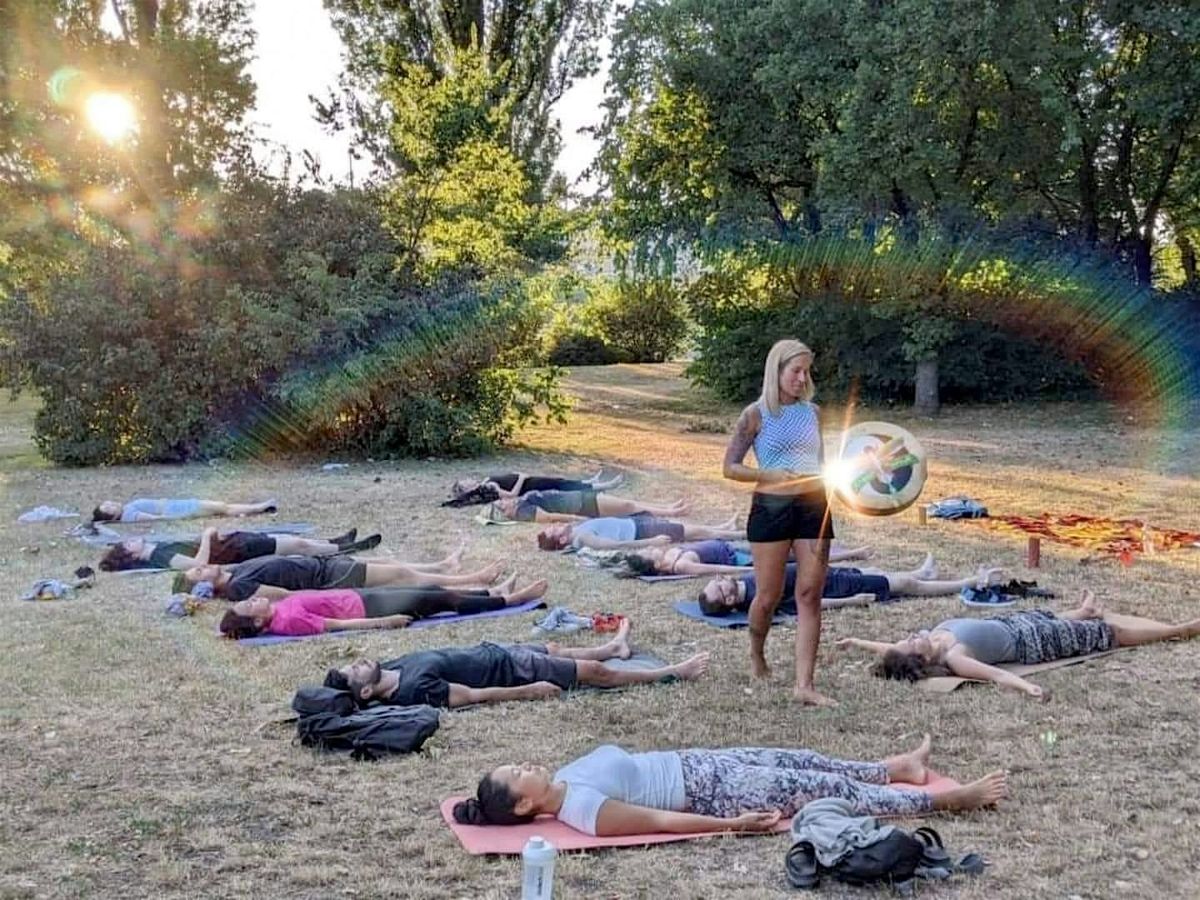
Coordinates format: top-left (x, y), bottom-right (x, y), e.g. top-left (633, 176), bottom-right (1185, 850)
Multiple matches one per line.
top-left (678, 748), bottom-right (933, 819)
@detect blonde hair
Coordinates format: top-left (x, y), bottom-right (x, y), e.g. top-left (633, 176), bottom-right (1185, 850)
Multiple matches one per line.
top-left (760, 339), bottom-right (815, 415)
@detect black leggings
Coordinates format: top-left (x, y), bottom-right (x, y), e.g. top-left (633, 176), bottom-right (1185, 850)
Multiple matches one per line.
top-left (358, 586), bottom-right (503, 620)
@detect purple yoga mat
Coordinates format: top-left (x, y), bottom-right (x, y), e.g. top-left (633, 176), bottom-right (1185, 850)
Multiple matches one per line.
top-left (233, 599), bottom-right (548, 647)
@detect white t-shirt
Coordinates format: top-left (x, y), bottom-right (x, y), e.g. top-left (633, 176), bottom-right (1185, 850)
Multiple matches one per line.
top-left (554, 745), bottom-right (686, 835)
top-left (570, 518), bottom-right (638, 550)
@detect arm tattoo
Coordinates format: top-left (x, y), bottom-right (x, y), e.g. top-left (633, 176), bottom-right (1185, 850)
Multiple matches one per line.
top-left (724, 408), bottom-right (757, 468)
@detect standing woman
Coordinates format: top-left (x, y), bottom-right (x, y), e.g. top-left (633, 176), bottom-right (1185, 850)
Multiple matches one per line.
top-left (723, 339), bottom-right (836, 706)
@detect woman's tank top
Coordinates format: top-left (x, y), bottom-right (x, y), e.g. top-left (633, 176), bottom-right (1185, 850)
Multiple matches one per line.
top-left (679, 540), bottom-right (737, 566)
top-left (753, 400), bottom-right (821, 474)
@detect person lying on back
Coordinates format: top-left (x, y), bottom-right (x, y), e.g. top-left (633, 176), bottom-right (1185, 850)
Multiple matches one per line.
top-left (323, 620), bottom-right (708, 708)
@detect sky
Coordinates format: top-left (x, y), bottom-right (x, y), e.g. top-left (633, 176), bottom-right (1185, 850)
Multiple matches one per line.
top-left (246, 0), bottom-right (607, 188)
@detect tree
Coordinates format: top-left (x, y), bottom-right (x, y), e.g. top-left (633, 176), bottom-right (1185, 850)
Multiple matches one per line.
top-left (320, 0), bottom-right (610, 192)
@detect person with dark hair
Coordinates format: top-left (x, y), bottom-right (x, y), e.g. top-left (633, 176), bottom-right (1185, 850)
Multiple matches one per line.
top-left (323, 619), bottom-right (709, 707)
top-left (90, 497), bottom-right (276, 523)
top-left (183, 550), bottom-right (501, 602)
top-left (451, 734), bottom-right (1008, 834)
top-left (490, 490), bottom-right (690, 524)
top-left (697, 556), bottom-right (1005, 616)
top-left (722, 338), bottom-right (834, 706)
top-left (536, 515), bottom-right (743, 552)
top-left (838, 590), bottom-right (1200, 700)
top-left (584, 541), bottom-right (874, 578)
top-left (445, 471), bottom-right (624, 507)
top-left (98, 526), bottom-right (380, 572)
top-left (217, 575), bottom-right (550, 639)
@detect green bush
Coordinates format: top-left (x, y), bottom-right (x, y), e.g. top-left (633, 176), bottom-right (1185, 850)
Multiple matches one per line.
top-left (542, 276), bottom-right (690, 366)
top-left (590, 278), bottom-right (690, 363)
top-left (0, 185), bottom-right (566, 464)
top-left (685, 261), bottom-right (1096, 404)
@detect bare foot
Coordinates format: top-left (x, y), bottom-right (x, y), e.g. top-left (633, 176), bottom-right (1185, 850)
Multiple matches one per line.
top-left (441, 542), bottom-right (467, 573)
top-left (793, 686), bottom-right (838, 707)
top-left (1077, 589), bottom-right (1104, 619)
top-left (603, 617), bottom-right (633, 659)
top-left (493, 571), bottom-right (518, 595)
top-left (751, 652), bottom-right (772, 680)
top-left (1181, 618), bottom-right (1200, 639)
top-left (668, 499), bottom-right (692, 516)
top-left (884, 733), bottom-right (932, 785)
top-left (714, 514), bottom-right (739, 531)
top-left (975, 567), bottom-right (1004, 589)
top-left (915, 553), bottom-right (937, 580)
top-left (936, 771), bottom-right (1008, 811)
top-left (507, 579), bottom-right (549, 604)
top-left (671, 652), bottom-right (710, 681)
top-left (480, 560), bottom-right (506, 583)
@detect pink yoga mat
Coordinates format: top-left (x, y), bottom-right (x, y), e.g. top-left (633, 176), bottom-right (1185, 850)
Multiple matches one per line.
top-left (441, 771), bottom-right (960, 855)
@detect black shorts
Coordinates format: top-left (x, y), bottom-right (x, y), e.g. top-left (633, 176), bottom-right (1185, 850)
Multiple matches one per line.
top-left (631, 513), bottom-right (685, 542)
top-left (747, 489), bottom-right (835, 543)
top-left (504, 644), bottom-right (578, 690)
top-left (319, 556), bottom-right (368, 589)
top-left (824, 567), bottom-right (890, 603)
top-left (209, 532), bottom-right (276, 565)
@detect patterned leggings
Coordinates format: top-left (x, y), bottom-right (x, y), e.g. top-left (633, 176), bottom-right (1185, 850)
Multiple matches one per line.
top-left (1002, 609), bottom-right (1114, 664)
top-left (678, 748), bottom-right (933, 819)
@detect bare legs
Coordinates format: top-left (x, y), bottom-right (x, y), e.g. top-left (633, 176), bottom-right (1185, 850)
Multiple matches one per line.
top-left (681, 517), bottom-right (746, 540)
top-left (489, 573), bottom-right (549, 605)
top-left (200, 500), bottom-right (276, 518)
top-left (596, 495), bottom-right (691, 518)
top-left (748, 540), bottom-right (792, 681)
top-left (790, 539), bottom-right (833, 706)
top-left (587, 471), bottom-right (625, 491)
top-left (546, 619), bottom-right (634, 660)
top-left (362, 561), bottom-right (504, 588)
top-left (882, 734), bottom-right (1008, 812)
top-left (1062, 590), bottom-right (1200, 646)
top-left (274, 536), bottom-right (340, 556)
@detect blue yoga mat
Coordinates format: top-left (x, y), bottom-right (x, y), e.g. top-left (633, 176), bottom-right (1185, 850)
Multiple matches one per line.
top-left (234, 598), bottom-right (548, 646)
top-left (634, 550), bottom-right (753, 582)
top-left (79, 522), bottom-right (315, 546)
top-left (672, 598), bottom-right (794, 629)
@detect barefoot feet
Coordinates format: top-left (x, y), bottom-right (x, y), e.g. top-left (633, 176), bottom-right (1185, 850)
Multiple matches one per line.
top-left (915, 552), bottom-right (937, 580)
top-left (671, 652), bottom-right (710, 681)
top-left (884, 733), bottom-right (932, 785)
top-left (793, 686), bottom-right (839, 707)
top-left (507, 578), bottom-right (549, 604)
top-left (937, 771), bottom-right (1009, 811)
top-left (602, 617), bottom-right (633, 660)
top-left (1077, 589), bottom-right (1104, 619)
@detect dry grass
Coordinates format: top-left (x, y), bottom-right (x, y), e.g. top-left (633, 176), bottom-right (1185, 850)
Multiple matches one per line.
top-left (1, 363), bottom-right (1198, 899)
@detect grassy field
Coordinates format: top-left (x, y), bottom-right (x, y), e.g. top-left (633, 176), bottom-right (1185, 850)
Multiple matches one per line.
top-left (1, 364), bottom-right (1198, 899)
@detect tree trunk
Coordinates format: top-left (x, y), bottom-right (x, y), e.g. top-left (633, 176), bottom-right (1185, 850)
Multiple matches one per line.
top-left (914, 359), bottom-right (940, 416)
top-left (1178, 235), bottom-right (1198, 292)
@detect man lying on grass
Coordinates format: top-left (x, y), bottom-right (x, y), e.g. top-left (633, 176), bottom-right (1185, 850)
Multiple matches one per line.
top-left (697, 555), bottom-right (1005, 614)
top-left (323, 619), bottom-right (709, 708)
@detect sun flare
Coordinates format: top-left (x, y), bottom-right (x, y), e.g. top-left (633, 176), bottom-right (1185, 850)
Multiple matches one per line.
top-left (84, 92), bottom-right (137, 144)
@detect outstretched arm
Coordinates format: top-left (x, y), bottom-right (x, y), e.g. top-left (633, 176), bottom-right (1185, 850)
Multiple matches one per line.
top-left (835, 637), bottom-right (897, 656)
top-left (674, 560), bottom-right (755, 575)
top-left (594, 799), bottom-right (781, 837)
top-left (829, 545), bottom-right (873, 563)
top-left (946, 653), bottom-right (1046, 699)
top-left (322, 614), bottom-right (412, 632)
top-left (577, 534), bottom-right (671, 551)
top-left (533, 510), bottom-right (586, 523)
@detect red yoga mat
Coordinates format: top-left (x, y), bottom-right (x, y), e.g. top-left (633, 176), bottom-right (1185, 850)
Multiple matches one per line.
top-left (441, 771), bottom-right (961, 855)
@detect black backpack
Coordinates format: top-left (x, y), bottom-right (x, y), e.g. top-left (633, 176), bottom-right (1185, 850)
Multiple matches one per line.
top-left (292, 687), bottom-right (440, 761)
top-left (787, 826), bottom-right (948, 891)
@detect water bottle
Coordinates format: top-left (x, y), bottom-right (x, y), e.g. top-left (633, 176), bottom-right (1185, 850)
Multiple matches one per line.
top-left (521, 835), bottom-right (557, 899)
